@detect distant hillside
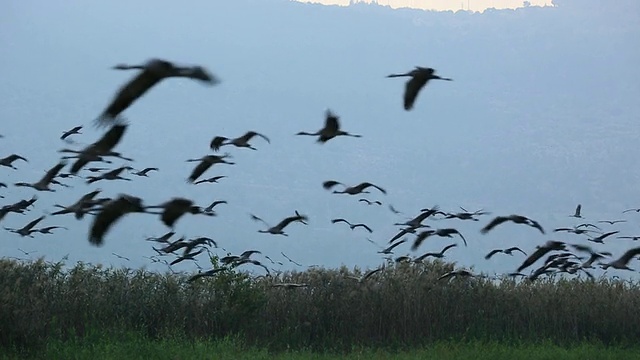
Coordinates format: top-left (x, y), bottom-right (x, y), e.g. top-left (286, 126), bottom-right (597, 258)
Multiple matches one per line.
top-left (293, 0), bottom-right (554, 12)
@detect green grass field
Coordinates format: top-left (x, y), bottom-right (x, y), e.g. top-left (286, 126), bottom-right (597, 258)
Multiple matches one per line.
top-left (2, 258), bottom-right (640, 359)
top-left (2, 334), bottom-right (638, 360)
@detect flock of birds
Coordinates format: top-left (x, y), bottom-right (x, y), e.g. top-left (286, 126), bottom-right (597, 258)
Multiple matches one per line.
top-left (2, 58), bottom-right (640, 286)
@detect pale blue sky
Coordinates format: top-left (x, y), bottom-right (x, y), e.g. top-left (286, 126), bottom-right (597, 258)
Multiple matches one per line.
top-left (1, 0), bottom-right (639, 278)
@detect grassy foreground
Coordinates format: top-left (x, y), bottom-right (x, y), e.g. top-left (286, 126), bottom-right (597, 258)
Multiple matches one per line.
top-left (2, 333), bottom-right (639, 360)
top-left (3, 257), bottom-right (640, 355)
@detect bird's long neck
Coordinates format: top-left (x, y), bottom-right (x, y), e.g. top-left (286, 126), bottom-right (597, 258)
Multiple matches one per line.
top-left (114, 64), bottom-right (146, 71)
top-left (387, 73), bottom-right (411, 78)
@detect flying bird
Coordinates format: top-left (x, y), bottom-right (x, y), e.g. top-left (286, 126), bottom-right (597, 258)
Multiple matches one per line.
top-left (194, 176), bottom-right (227, 185)
top-left (14, 161), bottom-right (67, 192)
top-left (570, 204), bottom-right (583, 218)
top-left (4, 216), bottom-right (46, 237)
top-left (412, 228), bottom-right (467, 251)
top-left (36, 226), bottom-right (68, 234)
top-left (145, 198), bottom-right (214, 228)
top-left (0, 154), bottom-right (28, 170)
top-left (617, 235), bottom-right (640, 241)
top-left (69, 124), bottom-right (129, 174)
top-left (484, 247), bottom-right (527, 260)
top-left (387, 67), bottom-right (452, 110)
top-left (378, 239), bottom-right (407, 254)
top-left (346, 266), bottom-right (384, 283)
top-left (296, 110), bottom-right (361, 143)
top-left (516, 240), bottom-right (566, 273)
top-left (210, 131), bottom-right (270, 151)
top-left (203, 200), bottom-right (227, 214)
top-left (61, 126), bottom-right (83, 141)
top-left (553, 226), bottom-right (599, 235)
top-left (95, 58), bottom-right (219, 127)
top-left (444, 208), bottom-right (490, 221)
top-left (86, 166), bottom-right (134, 184)
top-left (89, 195), bottom-right (148, 246)
top-left (480, 214), bottom-right (545, 235)
top-left (50, 189), bottom-right (104, 219)
top-left (598, 219), bottom-right (626, 225)
top-left (188, 268), bottom-right (226, 282)
top-left (331, 218), bottom-right (373, 233)
top-left (415, 243), bottom-right (457, 261)
top-left (586, 231), bottom-right (619, 244)
top-left (388, 205), bottom-right (403, 215)
top-left (252, 211), bottom-right (308, 236)
top-left (601, 247), bottom-right (640, 271)
top-left (622, 208), bottom-right (640, 214)
top-left (438, 269), bottom-right (474, 281)
top-left (186, 154), bottom-right (234, 183)
top-left (323, 180), bottom-right (386, 195)
top-left (131, 167), bottom-right (159, 177)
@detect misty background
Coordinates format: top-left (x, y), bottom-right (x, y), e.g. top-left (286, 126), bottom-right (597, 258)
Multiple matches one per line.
top-left (1, 0), bottom-right (639, 278)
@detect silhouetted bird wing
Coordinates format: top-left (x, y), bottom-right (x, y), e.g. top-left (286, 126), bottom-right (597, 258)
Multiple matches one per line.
top-left (187, 159), bottom-right (214, 183)
top-left (40, 161), bottom-right (67, 186)
top-left (480, 216), bottom-right (509, 234)
top-left (403, 74), bottom-right (429, 110)
top-left (89, 195), bottom-right (144, 246)
top-left (616, 247), bottom-right (640, 266)
top-left (506, 246), bottom-right (527, 256)
top-left (210, 136), bottom-right (228, 151)
top-left (353, 224), bottom-right (373, 233)
top-left (325, 111), bottom-right (340, 133)
top-left (574, 204), bottom-right (582, 217)
top-left (323, 180), bottom-right (343, 190)
top-left (485, 249), bottom-right (503, 260)
top-left (242, 131), bottom-right (270, 144)
top-left (96, 63), bottom-right (167, 127)
top-left (331, 218), bottom-right (350, 225)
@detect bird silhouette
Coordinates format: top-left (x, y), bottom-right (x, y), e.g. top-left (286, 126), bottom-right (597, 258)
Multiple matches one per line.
top-left (359, 199), bottom-right (382, 206)
top-left (0, 154), bottom-right (28, 170)
top-left (4, 216), bottom-right (46, 237)
top-left (331, 218), bottom-right (373, 233)
top-left (95, 58), bottom-right (219, 127)
top-left (415, 243), bottom-right (457, 261)
top-left (485, 247), bottom-right (526, 260)
top-left (252, 211), bottom-right (308, 236)
top-left (601, 247), bottom-right (640, 271)
top-left (438, 269), bottom-right (474, 281)
top-left (14, 161), bottom-right (67, 192)
top-left (387, 67), bottom-right (452, 110)
top-left (296, 110), bottom-right (361, 143)
top-left (49, 189), bottom-right (104, 219)
top-left (516, 240), bottom-right (566, 273)
top-left (89, 195), bottom-right (148, 246)
top-left (145, 198), bottom-right (214, 228)
top-left (570, 204), bottom-right (583, 218)
top-left (210, 131), bottom-right (270, 151)
top-left (346, 266), bottom-right (384, 283)
top-left (131, 167), bottom-right (159, 177)
top-left (323, 180), bottom-right (386, 195)
top-left (194, 176), bottom-right (227, 185)
top-left (186, 154), bottom-right (234, 183)
top-left (61, 126), bottom-right (83, 141)
top-left (69, 124), bottom-right (129, 174)
top-left (481, 214), bottom-right (545, 235)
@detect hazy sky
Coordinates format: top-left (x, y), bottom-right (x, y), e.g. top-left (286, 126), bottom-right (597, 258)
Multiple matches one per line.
top-left (1, 0), bottom-right (639, 279)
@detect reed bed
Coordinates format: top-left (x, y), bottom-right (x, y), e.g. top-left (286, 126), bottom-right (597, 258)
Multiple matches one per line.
top-left (1, 256), bottom-right (640, 351)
